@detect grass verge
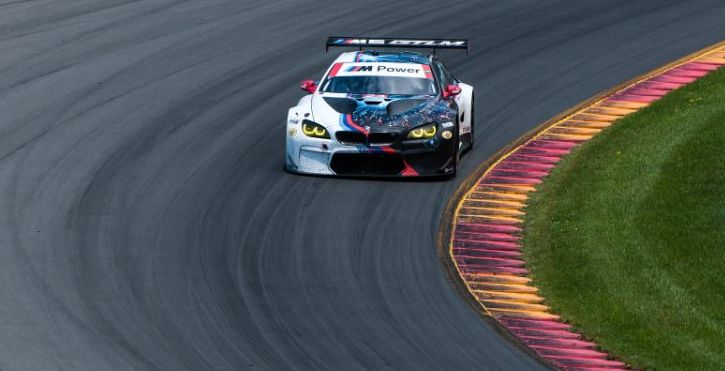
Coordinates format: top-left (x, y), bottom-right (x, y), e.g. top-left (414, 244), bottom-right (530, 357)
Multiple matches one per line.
top-left (522, 67), bottom-right (725, 370)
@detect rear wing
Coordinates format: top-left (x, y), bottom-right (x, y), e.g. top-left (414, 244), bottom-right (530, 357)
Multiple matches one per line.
top-left (326, 37), bottom-right (469, 54)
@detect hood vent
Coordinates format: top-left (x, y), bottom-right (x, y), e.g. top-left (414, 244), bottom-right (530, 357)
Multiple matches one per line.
top-left (386, 99), bottom-right (426, 116)
top-left (323, 97), bottom-right (358, 114)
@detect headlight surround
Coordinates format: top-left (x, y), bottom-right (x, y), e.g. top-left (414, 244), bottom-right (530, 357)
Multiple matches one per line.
top-left (301, 120), bottom-right (330, 139)
top-left (406, 123), bottom-right (437, 139)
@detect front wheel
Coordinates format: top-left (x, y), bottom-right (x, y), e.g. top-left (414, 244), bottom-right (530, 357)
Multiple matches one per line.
top-left (468, 93), bottom-right (475, 150)
top-left (455, 130), bottom-right (462, 169)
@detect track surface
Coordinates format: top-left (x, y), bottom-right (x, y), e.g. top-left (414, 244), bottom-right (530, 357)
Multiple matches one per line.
top-left (1, 1), bottom-right (724, 370)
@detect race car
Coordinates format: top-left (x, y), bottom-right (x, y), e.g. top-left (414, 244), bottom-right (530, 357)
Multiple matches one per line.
top-left (285, 37), bottom-right (474, 177)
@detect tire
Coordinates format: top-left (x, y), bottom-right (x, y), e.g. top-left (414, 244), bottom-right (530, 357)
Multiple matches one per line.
top-left (455, 130), bottom-right (462, 167)
top-left (469, 93), bottom-right (474, 150)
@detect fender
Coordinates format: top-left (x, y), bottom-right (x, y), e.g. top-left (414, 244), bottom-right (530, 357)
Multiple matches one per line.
top-left (287, 95), bottom-right (314, 124)
top-left (457, 82), bottom-right (474, 136)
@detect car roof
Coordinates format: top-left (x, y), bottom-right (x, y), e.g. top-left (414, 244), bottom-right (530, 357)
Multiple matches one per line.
top-left (333, 51), bottom-right (432, 65)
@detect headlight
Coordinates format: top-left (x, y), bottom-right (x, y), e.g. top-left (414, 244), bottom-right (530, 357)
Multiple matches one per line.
top-left (302, 120), bottom-right (330, 139)
top-left (406, 123), bottom-right (437, 139)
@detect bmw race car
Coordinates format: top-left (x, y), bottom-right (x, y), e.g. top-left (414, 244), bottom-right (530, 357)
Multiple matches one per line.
top-left (285, 37), bottom-right (474, 177)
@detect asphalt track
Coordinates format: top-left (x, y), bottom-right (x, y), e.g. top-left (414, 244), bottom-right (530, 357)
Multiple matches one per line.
top-left (1, 1), bottom-right (724, 370)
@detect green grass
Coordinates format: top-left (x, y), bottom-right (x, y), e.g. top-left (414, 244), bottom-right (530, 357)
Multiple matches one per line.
top-left (522, 67), bottom-right (725, 370)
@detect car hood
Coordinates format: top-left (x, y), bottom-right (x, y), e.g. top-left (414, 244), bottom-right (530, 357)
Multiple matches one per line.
top-left (311, 93), bottom-right (455, 131)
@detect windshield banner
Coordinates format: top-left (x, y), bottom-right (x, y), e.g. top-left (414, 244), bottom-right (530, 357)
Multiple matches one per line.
top-left (331, 63), bottom-right (432, 79)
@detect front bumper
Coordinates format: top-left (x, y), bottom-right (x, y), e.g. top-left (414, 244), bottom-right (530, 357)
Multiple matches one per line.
top-left (286, 130), bottom-right (457, 177)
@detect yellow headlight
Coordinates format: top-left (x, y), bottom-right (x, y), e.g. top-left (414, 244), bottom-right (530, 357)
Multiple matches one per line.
top-left (302, 120), bottom-right (330, 139)
top-left (407, 123), bottom-right (437, 139)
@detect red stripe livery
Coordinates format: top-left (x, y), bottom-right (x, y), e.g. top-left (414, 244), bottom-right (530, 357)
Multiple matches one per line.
top-left (329, 63), bottom-right (343, 77)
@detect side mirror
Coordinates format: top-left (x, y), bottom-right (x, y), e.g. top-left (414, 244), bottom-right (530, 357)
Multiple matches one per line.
top-left (300, 80), bottom-right (317, 94)
top-left (443, 84), bottom-right (462, 98)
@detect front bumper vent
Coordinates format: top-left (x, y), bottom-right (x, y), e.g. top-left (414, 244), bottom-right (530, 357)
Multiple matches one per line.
top-left (330, 153), bottom-right (404, 176)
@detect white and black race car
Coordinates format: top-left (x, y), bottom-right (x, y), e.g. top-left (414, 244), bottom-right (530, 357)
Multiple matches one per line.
top-left (285, 37), bottom-right (473, 177)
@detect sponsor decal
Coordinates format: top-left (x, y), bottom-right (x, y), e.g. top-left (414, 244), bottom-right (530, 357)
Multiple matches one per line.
top-left (376, 65), bottom-right (419, 73)
top-left (332, 38), bottom-right (467, 49)
top-left (334, 62), bottom-right (431, 78)
top-left (441, 121), bottom-right (454, 128)
top-left (344, 65), bottom-right (373, 72)
top-left (389, 39), bottom-right (466, 47)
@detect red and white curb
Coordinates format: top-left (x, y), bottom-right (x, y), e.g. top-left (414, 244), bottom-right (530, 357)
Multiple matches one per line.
top-left (445, 42), bottom-right (725, 370)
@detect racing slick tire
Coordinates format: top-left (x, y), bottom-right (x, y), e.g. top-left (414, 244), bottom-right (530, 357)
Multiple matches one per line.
top-left (468, 93), bottom-right (475, 150)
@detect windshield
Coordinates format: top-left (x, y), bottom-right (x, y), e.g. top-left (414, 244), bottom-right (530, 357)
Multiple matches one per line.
top-left (322, 76), bottom-right (436, 95)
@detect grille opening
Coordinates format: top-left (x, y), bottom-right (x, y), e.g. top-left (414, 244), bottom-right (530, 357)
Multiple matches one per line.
top-left (337, 131), bottom-right (399, 145)
top-left (336, 131), bottom-right (366, 144)
top-left (368, 133), bottom-right (397, 144)
top-left (330, 153), bottom-right (404, 176)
